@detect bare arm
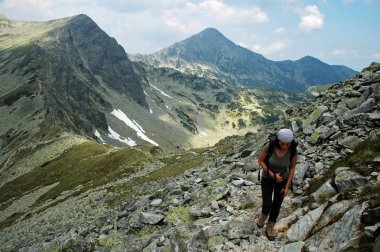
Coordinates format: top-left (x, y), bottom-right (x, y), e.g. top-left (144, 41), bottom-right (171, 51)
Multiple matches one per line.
top-left (258, 150), bottom-right (275, 178)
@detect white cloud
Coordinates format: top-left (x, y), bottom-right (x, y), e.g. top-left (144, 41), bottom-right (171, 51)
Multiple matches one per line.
top-left (275, 27), bottom-right (286, 34)
top-left (372, 53), bottom-right (380, 58)
top-left (252, 39), bottom-right (291, 55)
top-left (332, 49), bottom-right (347, 56)
top-left (299, 5), bottom-right (324, 33)
top-left (185, 0), bottom-right (268, 23)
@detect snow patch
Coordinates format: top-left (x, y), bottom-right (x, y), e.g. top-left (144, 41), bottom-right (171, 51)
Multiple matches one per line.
top-left (111, 109), bottom-right (159, 146)
top-left (150, 83), bottom-right (173, 99)
top-left (200, 131), bottom-right (208, 136)
top-left (108, 126), bottom-right (136, 146)
top-left (94, 129), bottom-right (106, 144)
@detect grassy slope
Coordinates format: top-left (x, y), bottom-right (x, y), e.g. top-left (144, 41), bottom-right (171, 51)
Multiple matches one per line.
top-left (0, 133), bottom-right (233, 229)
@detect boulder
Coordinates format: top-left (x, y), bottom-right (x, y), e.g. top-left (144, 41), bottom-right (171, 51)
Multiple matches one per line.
top-left (305, 203), bottom-right (367, 251)
top-left (310, 180), bottom-right (337, 204)
top-left (287, 203), bottom-right (328, 241)
top-left (334, 167), bottom-right (368, 192)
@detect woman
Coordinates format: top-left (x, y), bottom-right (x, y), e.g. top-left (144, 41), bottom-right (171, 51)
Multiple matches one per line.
top-left (257, 128), bottom-right (297, 240)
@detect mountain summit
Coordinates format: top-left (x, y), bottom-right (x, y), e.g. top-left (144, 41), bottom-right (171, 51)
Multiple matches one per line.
top-left (131, 28), bottom-right (356, 91)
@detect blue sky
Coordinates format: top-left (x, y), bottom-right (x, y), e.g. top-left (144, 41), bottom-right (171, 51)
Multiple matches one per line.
top-left (1, 0), bottom-right (379, 71)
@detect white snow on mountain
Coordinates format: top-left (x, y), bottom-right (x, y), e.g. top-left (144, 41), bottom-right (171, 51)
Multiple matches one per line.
top-left (94, 129), bottom-right (106, 144)
top-left (149, 83), bottom-right (173, 99)
top-left (111, 109), bottom-right (159, 146)
top-left (108, 126), bottom-right (136, 146)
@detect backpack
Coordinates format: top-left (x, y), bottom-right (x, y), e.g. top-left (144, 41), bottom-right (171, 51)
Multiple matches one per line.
top-left (258, 134), bottom-right (298, 181)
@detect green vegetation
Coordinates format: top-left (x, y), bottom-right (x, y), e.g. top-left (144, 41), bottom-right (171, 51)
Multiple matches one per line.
top-left (107, 152), bottom-right (206, 205)
top-left (0, 141), bottom-right (149, 223)
top-left (211, 135), bottom-right (236, 155)
top-left (302, 107), bottom-right (322, 126)
top-left (167, 206), bottom-right (193, 224)
top-left (360, 181), bottom-right (380, 208)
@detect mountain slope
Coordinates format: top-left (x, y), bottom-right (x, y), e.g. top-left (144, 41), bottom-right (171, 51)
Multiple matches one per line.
top-left (0, 62), bottom-right (378, 251)
top-left (130, 28), bottom-right (357, 91)
top-left (1, 15), bottom-right (317, 168)
top-left (0, 14), bottom-right (151, 167)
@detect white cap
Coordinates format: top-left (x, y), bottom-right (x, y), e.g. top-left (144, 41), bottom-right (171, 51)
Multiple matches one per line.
top-left (277, 128), bottom-right (294, 142)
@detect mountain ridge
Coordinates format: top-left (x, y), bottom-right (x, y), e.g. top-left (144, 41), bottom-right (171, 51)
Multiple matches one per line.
top-left (130, 27), bottom-right (357, 91)
top-left (1, 14), bottom-right (314, 165)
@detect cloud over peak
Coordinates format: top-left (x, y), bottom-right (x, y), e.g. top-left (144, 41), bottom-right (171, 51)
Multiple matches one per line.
top-left (299, 5), bottom-right (324, 33)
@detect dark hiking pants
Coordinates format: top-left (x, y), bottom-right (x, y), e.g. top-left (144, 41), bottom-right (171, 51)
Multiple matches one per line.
top-left (261, 177), bottom-right (287, 222)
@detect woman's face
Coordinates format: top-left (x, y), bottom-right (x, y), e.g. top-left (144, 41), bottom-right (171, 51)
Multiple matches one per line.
top-left (279, 140), bottom-right (291, 150)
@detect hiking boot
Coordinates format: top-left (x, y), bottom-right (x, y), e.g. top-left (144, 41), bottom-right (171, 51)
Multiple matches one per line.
top-left (257, 213), bottom-right (268, 228)
top-left (266, 221), bottom-right (276, 241)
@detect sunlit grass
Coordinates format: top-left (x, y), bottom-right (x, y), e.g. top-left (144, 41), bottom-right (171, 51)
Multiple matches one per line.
top-left (0, 142), bottom-right (150, 219)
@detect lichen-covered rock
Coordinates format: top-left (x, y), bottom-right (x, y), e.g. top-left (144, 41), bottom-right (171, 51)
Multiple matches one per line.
top-left (334, 167), bottom-right (368, 192)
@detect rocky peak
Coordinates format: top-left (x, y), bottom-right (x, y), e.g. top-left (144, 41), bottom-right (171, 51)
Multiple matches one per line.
top-left (131, 28), bottom-right (356, 91)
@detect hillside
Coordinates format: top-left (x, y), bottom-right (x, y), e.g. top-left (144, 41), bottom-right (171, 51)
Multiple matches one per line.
top-left (0, 62), bottom-right (379, 251)
top-left (0, 14), bottom-right (317, 167)
top-left (130, 28), bottom-right (357, 91)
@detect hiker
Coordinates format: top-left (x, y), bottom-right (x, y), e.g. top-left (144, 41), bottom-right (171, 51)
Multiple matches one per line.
top-left (256, 128), bottom-right (297, 240)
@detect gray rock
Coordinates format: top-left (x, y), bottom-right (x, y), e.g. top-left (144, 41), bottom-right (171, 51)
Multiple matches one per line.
top-left (231, 178), bottom-right (245, 186)
top-left (190, 207), bottom-right (212, 218)
top-left (305, 203), bottom-right (367, 251)
top-left (318, 125), bottom-right (338, 140)
top-left (150, 198), bottom-right (163, 207)
top-left (345, 96), bottom-right (365, 109)
top-left (341, 113), bottom-right (369, 127)
top-left (334, 167), bottom-right (368, 192)
top-left (278, 241), bottom-right (305, 252)
top-left (313, 200), bottom-right (353, 232)
top-left (291, 121), bottom-right (300, 133)
top-left (227, 220), bottom-right (254, 239)
top-left (171, 225), bottom-right (208, 252)
top-left (368, 112), bottom-right (380, 121)
top-left (314, 162), bottom-right (324, 174)
top-left (338, 135), bottom-right (364, 149)
top-left (292, 163), bottom-right (309, 188)
top-left (303, 124), bottom-right (316, 135)
top-left (139, 212), bottom-right (164, 225)
top-left (347, 98), bottom-right (376, 115)
top-left (310, 180), bottom-right (337, 204)
top-left (287, 203), bottom-right (328, 241)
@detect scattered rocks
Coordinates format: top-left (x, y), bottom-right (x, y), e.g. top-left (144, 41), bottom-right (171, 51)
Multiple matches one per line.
top-left (1, 63), bottom-right (380, 251)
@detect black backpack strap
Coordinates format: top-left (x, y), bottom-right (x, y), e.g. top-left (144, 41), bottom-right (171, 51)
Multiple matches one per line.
top-left (258, 139), bottom-right (276, 182)
top-left (264, 138), bottom-right (276, 166)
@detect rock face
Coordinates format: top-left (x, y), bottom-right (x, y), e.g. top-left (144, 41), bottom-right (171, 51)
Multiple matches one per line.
top-left (0, 14), bottom-right (147, 166)
top-left (0, 62), bottom-right (379, 251)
